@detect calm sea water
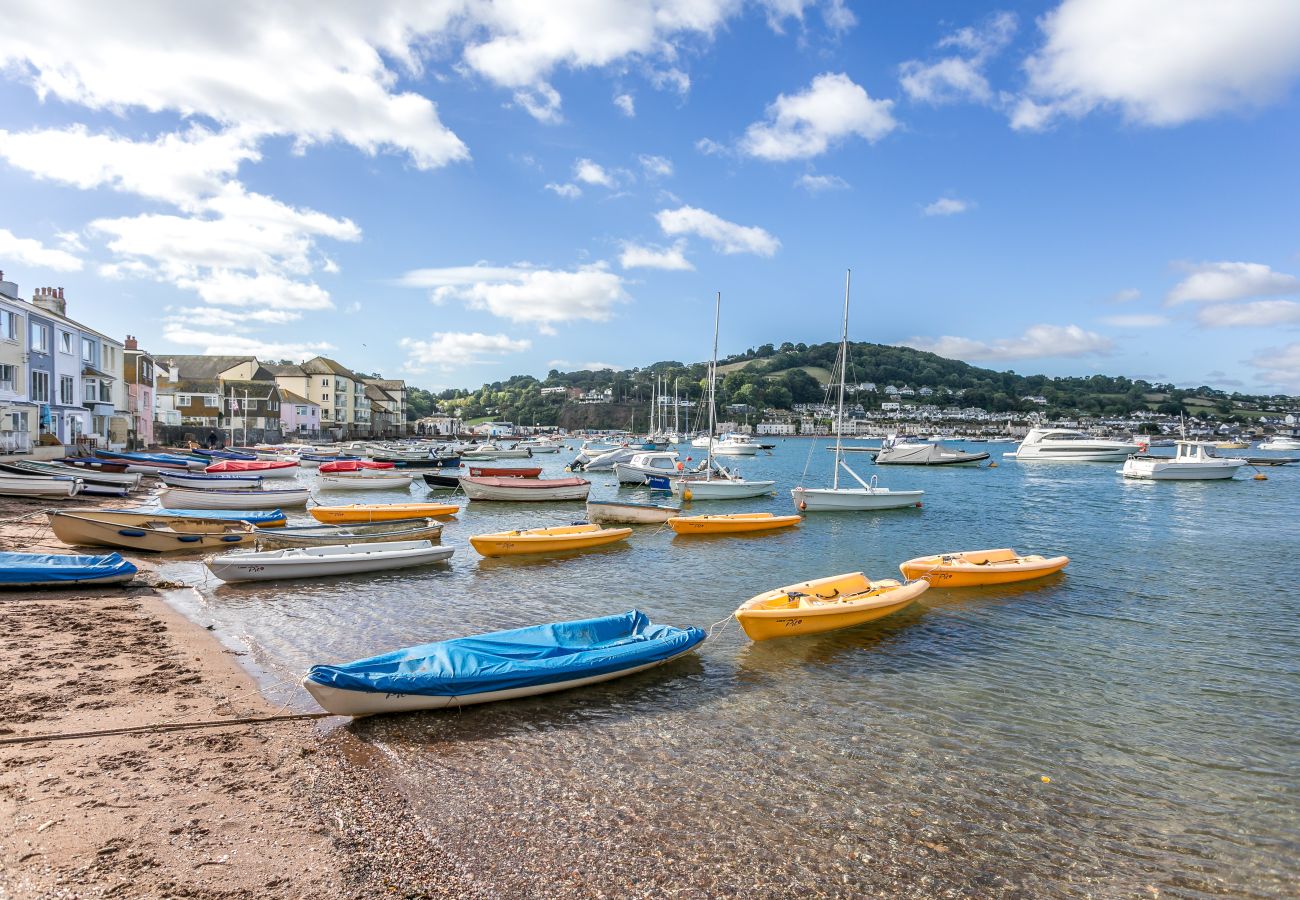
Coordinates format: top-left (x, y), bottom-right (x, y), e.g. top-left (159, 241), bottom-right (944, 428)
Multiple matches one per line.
top-left (160, 442), bottom-right (1299, 895)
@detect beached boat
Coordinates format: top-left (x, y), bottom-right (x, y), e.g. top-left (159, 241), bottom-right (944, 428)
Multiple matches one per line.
top-left (59, 456), bottom-right (132, 474)
top-left (302, 610), bottom-right (705, 716)
top-left (48, 511), bottom-right (255, 552)
top-left (667, 512), bottom-right (801, 535)
top-left (0, 472), bottom-right (82, 499)
top-left (469, 523), bottom-right (632, 557)
top-left (898, 548), bottom-right (1069, 587)
top-left (466, 465), bottom-right (541, 478)
top-left (0, 461), bottom-right (126, 497)
top-left (309, 503), bottom-right (460, 524)
top-left (0, 460), bottom-right (142, 491)
top-left (65, 507), bottom-right (288, 527)
top-left (316, 472), bottom-right (415, 491)
top-left (158, 471), bottom-right (263, 490)
top-left (207, 540), bottom-right (454, 583)
top-left (1121, 441), bottom-right (1247, 481)
top-left (0, 551), bottom-right (138, 589)
top-left (460, 475), bottom-right (591, 502)
top-left (159, 486), bottom-right (310, 509)
top-left (318, 459), bottom-right (393, 473)
top-left (96, 449), bottom-right (206, 472)
top-left (586, 499), bottom-right (681, 525)
top-left (735, 572), bottom-right (928, 641)
top-left (205, 459), bottom-right (299, 478)
top-left (250, 518), bottom-right (442, 549)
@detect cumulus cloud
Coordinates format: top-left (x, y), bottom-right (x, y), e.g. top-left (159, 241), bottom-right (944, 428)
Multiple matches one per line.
top-left (619, 241), bottom-right (693, 271)
top-left (899, 12), bottom-right (1017, 105)
top-left (695, 137), bottom-right (727, 156)
top-left (1013, 0), bottom-right (1300, 130)
top-left (638, 154), bottom-right (673, 178)
top-left (160, 323), bottom-right (333, 359)
top-left (655, 206), bottom-right (780, 256)
top-left (922, 197), bottom-right (970, 216)
top-left (0, 228), bottom-right (83, 272)
top-left (1099, 314), bottom-right (1170, 328)
top-left (545, 182), bottom-right (582, 199)
top-left (573, 158), bottom-right (616, 187)
top-left (398, 263), bottom-right (628, 333)
top-left (513, 84), bottom-right (564, 123)
top-left (1166, 261), bottom-right (1299, 305)
top-left (399, 331), bottom-right (532, 372)
top-left (1197, 300), bottom-right (1300, 328)
top-left (795, 173), bottom-right (850, 192)
top-left (900, 324), bottom-right (1113, 361)
top-left (614, 93), bottom-right (636, 116)
top-left (740, 73), bottom-right (898, 160)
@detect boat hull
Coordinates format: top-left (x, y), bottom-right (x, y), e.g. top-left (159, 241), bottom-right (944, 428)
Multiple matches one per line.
top-left (898, 549), bottom-right (1069, 586)
top-left (586, 500), bottom-right (680, 525)
top-left (0, 551), bottom-right (137, 589)
top-left (791, 486), bottom-right (923, 510)
top-left (672, 479), bottom-right (776, 500)
top-left (0, 473), bottom-right (81, 499)
top-left (316, 473), bottom-right (415, 490)
top-left (1120, 460), bottom-right (1244, 480)
top-left (49, 512), bottom-right (255, 552)
top-left (667, 513), bottom-right (800, 534)
top-left (469, 524), bottom-right (631, 557)
top-left (208, 542), bottom-right (454, 582)
top-left (736, 573), bottom-right (927, 641)
top-left (159, 487), bottom-right (310, 509)
top-left (159, 472), bottom-right (263, 490)
top-left (460, 476), bottom-right (590, 502)
top-left (252, 518), bottom-right (442, 549)
top-left (309, 503), bottom-right (459, 524)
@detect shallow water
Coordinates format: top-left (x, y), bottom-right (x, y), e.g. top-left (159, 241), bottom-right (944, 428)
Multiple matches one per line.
top-left (160, 442), bottom-right (1299, 895)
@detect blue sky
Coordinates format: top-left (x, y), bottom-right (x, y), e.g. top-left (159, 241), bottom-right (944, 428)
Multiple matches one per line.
top-left (1, 1), bottom-right (1298, 392)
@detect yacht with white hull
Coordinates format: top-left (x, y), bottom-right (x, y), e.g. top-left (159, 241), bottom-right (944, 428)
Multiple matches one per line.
top-left (1007, 428), bottom-right (1139, 462)
top-left (1121, 441), bottom-right (1247, 481)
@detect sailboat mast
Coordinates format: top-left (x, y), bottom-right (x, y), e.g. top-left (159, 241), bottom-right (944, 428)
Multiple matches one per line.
top-left (707, 291), bottom-right (720, 478)
top-left (834, 269), bottom-right (850, 490)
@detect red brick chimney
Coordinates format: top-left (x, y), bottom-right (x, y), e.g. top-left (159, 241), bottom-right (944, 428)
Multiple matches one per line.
top-left (125, 335), bottom-right (139, 351)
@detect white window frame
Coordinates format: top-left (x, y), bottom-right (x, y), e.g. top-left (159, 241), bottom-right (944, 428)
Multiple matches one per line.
top-left (0, 364), bottom-right (16, 392)
top-left (59, 375), bottom-right (74, 405)
top-left (30, 322), bottom-right (49, 353)
top-left (81, 336), bottom-right (95, 363)
top-left (0, 311), bottom-right (17, 342)
top-left (60, 330), bottom-right (73, 354)
top-left (31, 370), bottom-right (50, 403)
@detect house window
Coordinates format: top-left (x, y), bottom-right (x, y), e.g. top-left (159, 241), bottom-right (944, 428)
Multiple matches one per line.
top-left (30, 322), bottom-right (49, 353)
top-left (59, 375), bottom-right (74, 405)
top-left (99, 381), bottom-right (112, 402)
top-left (31, 370), bottom-right (49, 403)
top-left (321, 393), bottom-right (329, 402)
top-left (0, 364), bottom-right (16, 392)
top-left (83, 379), bottom-right (98, 403)
top-left (0, 312), bottom-right (17, 341)
top-left (103, 346), bottom-right (116, 370)
top-left (296, 405), bottom-right (308, 415)
top-left (60, 331), bottom-right (73, 354)
top-left (81, 337), bottom-right (95, 362)
top-left (177, 394), bottom-right (192, 406)
top-left (321, 378), bottom-right (329, 386)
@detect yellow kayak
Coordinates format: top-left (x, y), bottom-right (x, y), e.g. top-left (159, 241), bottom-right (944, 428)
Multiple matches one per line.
top-left (469, 523), bottom-right (632, 557)
top-left (898, 548), bottom-right (1069, 587)
top-left (667, 512), bottom-right (801, 535)
top-left (310, 503), bottom-right (460, 524)
top-left (736, 572), bottom-right (927, 641)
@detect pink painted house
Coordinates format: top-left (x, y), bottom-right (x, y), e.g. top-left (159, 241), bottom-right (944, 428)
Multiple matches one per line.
top-left (280, 390), bottom-right (320, 437)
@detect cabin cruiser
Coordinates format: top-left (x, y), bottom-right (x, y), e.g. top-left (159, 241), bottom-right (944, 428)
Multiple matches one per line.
top-left (1259, 435), bottom-right (1300, 451)
top-left (1007, 428), bottom-right (1140, 462)
top-left (614, 451), bottom-right (682, 484)
top-left (874, 437), bottom-right (989, 466)
top-left (1121, 441), bottom-right (1247, 480)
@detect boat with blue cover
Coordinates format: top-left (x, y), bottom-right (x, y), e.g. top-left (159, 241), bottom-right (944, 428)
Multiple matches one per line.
top-left (100, 507), bottom-right (288, 527)
top-left (0, 552), bottom-right (137, 588)
top-left (302, 610), bottom-right (706, 716)
top-left (94, 450), bottom-right (206, 472)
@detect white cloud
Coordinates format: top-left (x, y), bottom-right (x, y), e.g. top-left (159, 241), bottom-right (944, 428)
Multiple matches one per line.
top-left (0, 228), bottom-right (83, 272)
top-left (1110, 287), bottom-right (1141, 303)
top-left (899, 12), bottom-right (1017, 105)
top-left (619, 241), bottom-right (693, 271)
top-left (547, 358), bottom-right (623, 371)
top-left (0, 124), bottom-right (260, 207)
top-left (614, 93), bottom-right (636, 116)
top-left (513, 84), bottom-right (564, 123)
top-left (901, 324), bottom-right (1113, 361)
top-left (399, 331), bottom-right (531, 371)
top-left (545, 182), bottom-right (582, 199)
top-left (0, 4), bottom-right (469, 169)
top-left (922, 197), bottom-right (970, 216)
top-left (695, 137), bottom-right (727, 156)
top-left (181, 306), bottom-right (304, 327)
top-left (573, 158), bottom-right (616, 187)
top-left (650, 68), bottom-right (692, 95)
top-left (1249, 341), bottom-right (1300, 391)
top-left (1100, 314), bottom-right (1170, 328)
top-left (160, 323), bottom-right (332, 359)
top-left (1014, 0), bottom-right (1300, 130)
top-left (174, 271), bottom-right (334, 311)
top-left (740, 73), bottom-right (898, 160)
top-left (638, 154), bottom-right (673, 178)
top-left (398, 263), bottom-right (629, 332)
top-left (795, 173), bottom-right (849, 192)
top-left (1166, 261), bottom-right (1299, 305)
top-left (655, 206), bottom-right (780, 256)
top-left (1197, 300), bottom-right (1300, 328)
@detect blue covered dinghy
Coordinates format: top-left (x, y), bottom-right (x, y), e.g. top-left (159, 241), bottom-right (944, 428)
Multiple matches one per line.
top-left (111, 506), bottom-right (288, 527)
top-left (303, 610), bottom-right (705, 716)
top-left (0, 552), bottom-right (137, 588)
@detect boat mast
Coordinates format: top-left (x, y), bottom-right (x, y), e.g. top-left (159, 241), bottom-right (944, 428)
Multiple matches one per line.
top-left (707, 291), bottom-right (720, 480)
top-left (674, 377), bottom-right (680, 435)
top-left (833, 269), bottom-right (850, 490)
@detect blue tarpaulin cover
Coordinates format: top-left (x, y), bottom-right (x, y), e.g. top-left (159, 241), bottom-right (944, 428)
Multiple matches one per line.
top-left (306, 610), bottom-right (705, 698)
top-left (98, 450), bottom-right (197, 465)
top-left (0, 552), bottom-right (137, 585)
top-left (114, 507), bottom-right (286, 525)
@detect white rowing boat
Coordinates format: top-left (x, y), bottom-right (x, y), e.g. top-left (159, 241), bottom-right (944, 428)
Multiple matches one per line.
top-left (0, 472), bottom-right (83, 499)
top-left (316, 472), bottom-right (415, 491)
top-left (206, 539), bottom-right (454, 582)
top-left (159, 486), bottom-right (311, 509)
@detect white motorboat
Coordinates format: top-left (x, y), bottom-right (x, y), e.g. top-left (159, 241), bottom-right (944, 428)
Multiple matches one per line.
top-left (712, 433), bottom-right (760, 456)
top-left (461, 443), bottom-right (533, 460)
top-left (1259, 435), bottom-right (1300, 451)
top-left (159, 471), bottom-right (263, 491)
top-left (585, 499), bottom-right (681, 525)
top-left (790, 270), bottom-right (924, 512)
top-left (1007, 428), bottom-right (1140, 462)
top-left (159, 486), bottom-right (311, 509)
top-left (614, 451), bottom-right (681, 484)
top-left (874, 438), bottom-right (989, 466)
top-left (0, 472), bottom-right (83, 499)
top-left (578, 446), bottom-right (641, 471)
top-left (316, 472), bottom-right (415, 491)
top-left (1121, 441), bottom-right (1248, 481)
top-left (206, 540), bottom-right (454, 582)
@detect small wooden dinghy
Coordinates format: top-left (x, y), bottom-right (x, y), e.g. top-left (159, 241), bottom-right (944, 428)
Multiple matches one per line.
top-left (898, 548), bottom-right (1069, 587)
top-left (0, 551), bottom-right (138, 588)
top-left (469, 523), bottom-right (632, 557)
top-left (318, 459), bottom-right (392, 473)
top-left (460, 475), bottom-right (590, 502)
top-left (302, 610), bottom-right (705, 717)
top-left (48, 511), bottom-right (255, 552)
top-left (206, 540), bottom-right (454, 583)
top-left (735, 572), bottom-right (928, 640)
top-left (97, 507), bottom-right (287, 527)
top-left (667, 512), bottom-right (801, 535)
top-left (0, 472), bottom-right (82, 499)
top-left (309, 502), bottom-right (460, 524)
top-left (250, 518), bottom-right (442, 549)
top-left (205, 459), bottom-right (298, 478)
top-left (160, 486), bottom-right (310, 509)
top-left (96, 450), bottom-right (205, 472)
top-left (422, 471), bottom-right (461, 488)
top-left (466, 465), bottom-right (541, 478)
top-left (159, 471), bottom-right (263, 491)
top-left (586, 499), bottom-right (681, 525)
top-left (316, 471), bottom-right (415, 491)
top-left (0, 460), bottom-right (141, 493)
